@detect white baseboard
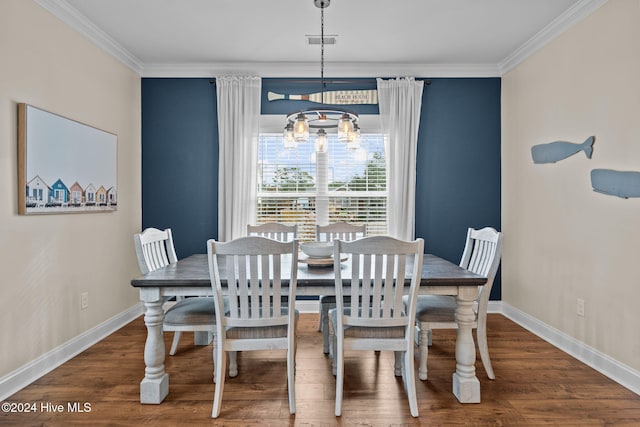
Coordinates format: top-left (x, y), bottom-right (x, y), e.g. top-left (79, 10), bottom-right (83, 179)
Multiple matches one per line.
top-left (487, 300), bottom-right (502, 313)
top-left (3, 300), bottom-right (638, 401)
top-left (0, 303), bottom-right (144, 401)
top-left (500, 302), bottom-right (640, 396)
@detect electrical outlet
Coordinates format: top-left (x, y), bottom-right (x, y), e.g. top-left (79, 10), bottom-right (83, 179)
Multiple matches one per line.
top-left (81, 292), bottom-right (89, 310)
top-left (576, 298), bottom-right (585, 317)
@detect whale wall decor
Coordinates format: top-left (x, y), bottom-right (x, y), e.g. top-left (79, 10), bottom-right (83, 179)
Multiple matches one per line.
top-left (531, 136), bottom-right (595, 164)
top-left (591, 169), bottom-right (640, 198)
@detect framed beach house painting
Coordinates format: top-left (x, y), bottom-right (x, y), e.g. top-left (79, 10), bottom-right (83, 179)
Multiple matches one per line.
top-left (18, 103), bottom-right (117, 214)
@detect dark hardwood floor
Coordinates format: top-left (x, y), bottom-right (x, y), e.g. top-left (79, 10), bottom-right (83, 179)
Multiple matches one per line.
top-left (2, 313), bottom-right (639, 426)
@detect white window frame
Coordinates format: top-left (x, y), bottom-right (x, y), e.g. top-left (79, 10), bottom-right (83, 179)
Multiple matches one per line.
top-left (257, 115), bottom-right (387, 240)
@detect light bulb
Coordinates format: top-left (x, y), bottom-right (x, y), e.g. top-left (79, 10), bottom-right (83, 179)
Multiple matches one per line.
top-left (347, 124), bottom-right (361, 150)
top-left (293, 113), bottom-right (309, 142)
top-left (315, 129), bottom-right (328, 153)
top-left (338, 113), bottom-right (354, 142)
top-left (283, 122), bottom-right (297, 149)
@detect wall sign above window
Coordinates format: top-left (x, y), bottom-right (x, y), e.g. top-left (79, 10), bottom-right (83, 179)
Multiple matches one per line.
top-left (267, 89), bottom-right (378, 105)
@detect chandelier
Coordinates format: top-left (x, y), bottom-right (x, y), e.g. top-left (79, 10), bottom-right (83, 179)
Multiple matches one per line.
top-left (283, 0), bottom-right (360, 153)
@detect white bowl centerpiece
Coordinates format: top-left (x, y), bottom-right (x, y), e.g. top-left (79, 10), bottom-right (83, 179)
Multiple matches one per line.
top-left (300, 241), bottom-right (333, 258)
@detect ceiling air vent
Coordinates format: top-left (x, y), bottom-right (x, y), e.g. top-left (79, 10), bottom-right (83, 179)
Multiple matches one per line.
top-left (306, 35), bottom-right (338, 45)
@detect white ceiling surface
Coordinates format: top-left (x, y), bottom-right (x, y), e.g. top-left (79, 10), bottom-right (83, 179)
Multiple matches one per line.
top-left (44, 0), bottom-right (606, 77)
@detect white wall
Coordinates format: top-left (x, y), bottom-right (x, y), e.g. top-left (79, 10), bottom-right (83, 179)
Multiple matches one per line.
top-left (502, 0), bottom-right (640, 371)
top-left (0, 0), bottom-right (141, 378)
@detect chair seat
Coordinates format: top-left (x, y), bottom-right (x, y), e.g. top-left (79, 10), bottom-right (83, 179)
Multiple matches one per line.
top-left (226, 310), bottom-right (299, 339)
top-left (414, 295), bottom-right (458, 323)
top-left (164, 297), bottom-right (215, 326)
top-left (329, 308), bottom-right (406, 339)
top-left (412, 295), bottom-right (480, 324)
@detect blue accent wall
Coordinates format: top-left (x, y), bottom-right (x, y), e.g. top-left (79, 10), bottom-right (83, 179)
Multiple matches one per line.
top-left (141, 77), bottom-right (501, 298)
top-left (416, 78), bottom-right (502, 298)
top-left (141, 78), bottom-right (218, 257)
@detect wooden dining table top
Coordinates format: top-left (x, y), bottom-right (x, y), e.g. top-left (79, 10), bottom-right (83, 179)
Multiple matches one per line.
top-left (130, 253), bottom-right (486, 289)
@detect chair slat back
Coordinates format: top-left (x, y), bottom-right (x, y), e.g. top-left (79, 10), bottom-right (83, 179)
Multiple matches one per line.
top-left (209, 236), bottom-right (298, 329)
top-left (134, 228), bottom-right (178, 274)
top-left (247, 222), bottom-right (297, 242)
top-left (335, 236), bottom-right (424, 329)
top-left (459, 227), bottom-right (503, 302)
top-left (317, 222), bottom-right (366, 242)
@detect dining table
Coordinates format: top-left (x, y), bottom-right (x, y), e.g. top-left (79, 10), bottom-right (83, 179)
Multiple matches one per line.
top-left (130, 253), bottom-right (487, 405)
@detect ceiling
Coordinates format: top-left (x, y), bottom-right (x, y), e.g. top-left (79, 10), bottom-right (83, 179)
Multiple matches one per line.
top-left (40, 0), bottom-right (605, 77)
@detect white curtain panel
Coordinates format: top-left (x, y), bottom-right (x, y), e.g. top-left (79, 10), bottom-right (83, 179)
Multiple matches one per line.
top-left (376, 77), bottom-right (424, 241)
top-left (216, 76), bottom-right (262, 241)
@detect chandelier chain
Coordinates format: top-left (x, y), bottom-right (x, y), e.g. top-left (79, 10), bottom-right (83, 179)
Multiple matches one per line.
top-left (320, 5), bottom-right (325, 105)
top-left (283, 0), bottom-right (360, 151)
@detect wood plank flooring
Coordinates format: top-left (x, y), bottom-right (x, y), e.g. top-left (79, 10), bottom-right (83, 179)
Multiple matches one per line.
top-left (2, 314), bottom-right (639, 426)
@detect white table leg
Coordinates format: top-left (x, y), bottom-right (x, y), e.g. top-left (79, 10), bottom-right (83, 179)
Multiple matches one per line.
top-left (140, 290), bottom-right (169, 404)
top-left (452, 286), bottom-right (481, 403)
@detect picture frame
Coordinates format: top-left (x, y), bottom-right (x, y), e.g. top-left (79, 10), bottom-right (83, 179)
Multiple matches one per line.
top-left (18, 103), bottom-right (118, 214)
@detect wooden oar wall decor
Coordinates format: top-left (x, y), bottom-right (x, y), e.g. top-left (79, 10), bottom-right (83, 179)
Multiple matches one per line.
top-left (267, 89), bottom-right (378, 105)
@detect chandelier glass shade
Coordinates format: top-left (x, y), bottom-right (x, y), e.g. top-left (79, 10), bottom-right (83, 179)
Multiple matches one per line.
top-left (283, 0), bottom-right (361, 151)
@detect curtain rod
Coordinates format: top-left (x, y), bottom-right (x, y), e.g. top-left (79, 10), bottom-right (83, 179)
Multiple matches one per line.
top-left (208, 78), bottom-right (431, 85)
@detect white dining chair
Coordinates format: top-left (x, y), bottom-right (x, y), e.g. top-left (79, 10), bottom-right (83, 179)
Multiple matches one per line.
top-left (410, 227), bottom-right (503, 380)
top-left (134, 227), bottom-right (216, 356)
top-left (329, 236), bottom-right (424, 418)
top-left (134, 228), bottom-right (178, 275)
top-left (247, 222), bottom-right (297, 242)
top-left (245, 222), bottom-right (298, 369)
top-left (207, 236), bottom-right (299, 418)
top-left (316, 222), bottom-right (366, 354)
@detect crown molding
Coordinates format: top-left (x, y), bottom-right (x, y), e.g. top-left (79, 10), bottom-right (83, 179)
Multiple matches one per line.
top-left (36, 0), bottom-right (607, 79)
top-left (141, 62), bottom-right (501, 78)
top-left (34, 0), bottom-right (144, 74)
top-left (498, 0), bottom-right (608, 75)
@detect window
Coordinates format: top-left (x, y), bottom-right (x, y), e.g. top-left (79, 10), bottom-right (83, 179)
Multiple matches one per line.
top-left (257, 117), bottom-right (387, 241)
